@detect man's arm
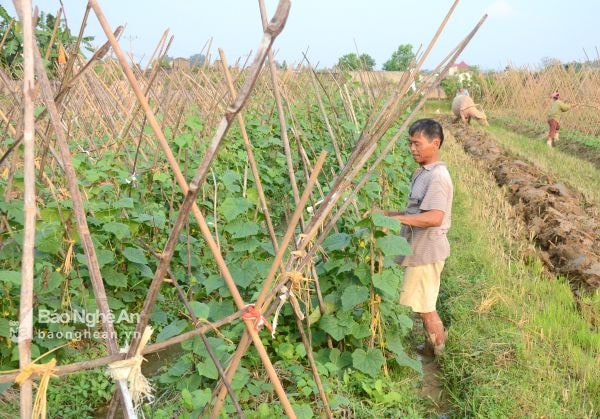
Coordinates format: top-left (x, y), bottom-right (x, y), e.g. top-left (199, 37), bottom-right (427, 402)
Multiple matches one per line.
top-left (385, 209), bottom-right (445, 228)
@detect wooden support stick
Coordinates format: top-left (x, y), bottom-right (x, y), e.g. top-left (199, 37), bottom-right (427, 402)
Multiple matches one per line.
top-left (87, 0), bottom-right (295, 416)
top-left (0, 309), bottom-right (246, 384)
top-left (15, 0), bottom-right (36, 416)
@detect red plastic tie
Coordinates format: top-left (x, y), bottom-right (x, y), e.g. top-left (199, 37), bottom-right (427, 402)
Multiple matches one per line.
top-left (242, 304), bottom-right (273, 333)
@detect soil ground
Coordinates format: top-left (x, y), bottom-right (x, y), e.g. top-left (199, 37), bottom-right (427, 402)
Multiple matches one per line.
top-left (493, 118), bottom-right (600, 169)
top-left (443, 117), bottom-right (600, 295)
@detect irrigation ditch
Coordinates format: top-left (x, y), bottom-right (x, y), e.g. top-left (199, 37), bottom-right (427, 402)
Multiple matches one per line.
top-left (443, 117), bottom-right (600, 326)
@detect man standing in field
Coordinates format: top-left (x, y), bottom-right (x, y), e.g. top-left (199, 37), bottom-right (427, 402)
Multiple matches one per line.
top-left (546, 91), bottom-right (572, 147)
top-left (384, 118), bottom-right (453, 357)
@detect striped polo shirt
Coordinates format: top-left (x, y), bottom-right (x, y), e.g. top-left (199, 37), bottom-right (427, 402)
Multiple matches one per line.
top-left (397, 161), bottom-right (453, 267)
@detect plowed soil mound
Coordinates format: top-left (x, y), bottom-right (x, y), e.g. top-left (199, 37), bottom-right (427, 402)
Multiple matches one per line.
top-left (444, 118), bottom-right (600, 293)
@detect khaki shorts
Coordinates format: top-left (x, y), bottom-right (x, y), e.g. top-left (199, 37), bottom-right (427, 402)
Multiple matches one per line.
top-left (399, 261), bottom-right (445, 313)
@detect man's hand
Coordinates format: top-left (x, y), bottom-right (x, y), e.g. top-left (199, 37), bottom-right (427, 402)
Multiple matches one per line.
top-left (363, 207), bottom-right (383, 218)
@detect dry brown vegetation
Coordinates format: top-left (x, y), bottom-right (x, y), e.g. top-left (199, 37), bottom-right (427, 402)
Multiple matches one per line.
top-left (480, 64), bottom-right (600, 136)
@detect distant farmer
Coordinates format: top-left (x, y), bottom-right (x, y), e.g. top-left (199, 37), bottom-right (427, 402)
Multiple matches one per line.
top-left (383, 119), bottom-right (453, 357)
top-left (452, 94), bottom-right (488, 126)
top-left (546, 91), bottom-right (572, 147)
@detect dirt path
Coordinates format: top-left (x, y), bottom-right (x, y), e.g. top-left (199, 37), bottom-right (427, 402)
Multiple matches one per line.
top-left (443, 117), bottom-right (600, 294)
top-left (419, 355), bottom-right (449, 416)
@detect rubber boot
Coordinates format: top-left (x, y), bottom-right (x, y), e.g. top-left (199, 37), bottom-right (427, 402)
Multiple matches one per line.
top-left (427, 330), bottom-right (448, 356)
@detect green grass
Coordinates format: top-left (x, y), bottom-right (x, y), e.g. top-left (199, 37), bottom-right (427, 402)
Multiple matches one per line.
top-left (491, 114), bottom-right (600, 151)
top-left (436, 128), bottom-right (599, 418)
top-left (482, 123), bottom-right (600, 207)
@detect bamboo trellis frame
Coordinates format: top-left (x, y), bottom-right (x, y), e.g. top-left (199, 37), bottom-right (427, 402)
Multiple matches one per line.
top-left (0, 0), bottom-right (488, 417)
top-left (480, 63), bottom-right (600, 137)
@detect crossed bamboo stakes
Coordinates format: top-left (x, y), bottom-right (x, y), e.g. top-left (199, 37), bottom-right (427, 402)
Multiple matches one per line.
top-left (5, 0), bottom-right (489, 417)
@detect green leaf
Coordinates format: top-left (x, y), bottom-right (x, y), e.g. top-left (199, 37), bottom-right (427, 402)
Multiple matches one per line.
top-left (319, 314), bottom-right (347, 341)
top-left (370, 212), bottom-right (401, 232)
top-left (223, 220), bottom-right (259, 239)
top-left (114, 197), bottom-right (134, 209)
top-left (292, 404), bottom-right (314, 419)
top-left (102, 222), bottom-right (131, 240)
top-left (36, 223), bottom-right (63, 254)
top-left (308, 307), bottom-right (321, 324)
top-left (174, 132), bottom-right (194, 148)
top-left (40, 271), bottom-right (62, 293)
top-left (350, 320), bottom-right (371, 339)
top-left (352, 348), bottom-right (385, 377)
top-left (0, 270), bottom-right (21, 286)
top-left (185, 114), bottom-right (203, 131)
top-left (196, 359), bottom-right (218, 380)
top-left (232, 237), bottom-right (261, 252)
top-left (76, 249), bottom-right (114, 270)
top-left (221, 170), bottom-right (241, 193)
top-left (375, 235), bottom-right (411, 256)
top-left (277, 342), bottom-right (296, 360)
top-left (322, 233), bottom-right (351, 251)
top-left (122, 247), bottom-right (147, 264)
top-left (341, 285), bottom-right (369, 310)
top-left (228, 263), bottom-right (256, 289)
top-left (394, 351), bottom-right (422, 375)
top-left (189, 301), bottom-right (209, 319)
top-left (39, 208), bottom-right (64, 222)
top-left (153, 172), bottom-right (171, 184)
top-left (386, 333), bottom-right (405, 357)
top-left (181, 388), bottom-right (193, 411)
top-left (0, 318), bottom-right (11, 338)
top-left (204, 275), bottom-right (224, 294)
top-left (101, 266), bottom-right (127, 288)
top-left (353, 263), bottom-right (371, 285)
top-left (220, 197), bottom-right (252, 221)
top-left (397, 313), bottom-right (413, 330)
top-left (372, 269), bottom-right (401, 298)
top-left (156, 319), bottom-right (187, 342)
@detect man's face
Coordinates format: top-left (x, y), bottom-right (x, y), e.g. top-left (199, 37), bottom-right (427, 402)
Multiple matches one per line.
top-left (409, 133), bottom-right (440, 165)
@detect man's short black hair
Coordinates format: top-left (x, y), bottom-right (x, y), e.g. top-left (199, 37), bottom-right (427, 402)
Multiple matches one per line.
top-left (408, 118), bottom-right (444, 148)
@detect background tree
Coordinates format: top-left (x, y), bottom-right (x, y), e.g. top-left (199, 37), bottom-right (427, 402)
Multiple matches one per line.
top-left (540, 56), bottom-right (561, 69)
top-left (189, 53), bottom-right (206, 66)
top-left (0, 5), bottom-right (94, 78)
top-left (336, 52), bottom-right (375, 71)
top-left (383, 44), bottom-right (415, 71)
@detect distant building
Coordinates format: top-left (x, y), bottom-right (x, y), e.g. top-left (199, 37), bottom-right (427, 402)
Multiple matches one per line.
top-left (172, 57), bottom-right (190, 71)
top-left (448, 60), bottom-right (470, 76)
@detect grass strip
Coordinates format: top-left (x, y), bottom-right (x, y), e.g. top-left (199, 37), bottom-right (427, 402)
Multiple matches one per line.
top-left (484, 123), bottom-right (600, 208)
top-left (437, 127), bottom-right (599, 418)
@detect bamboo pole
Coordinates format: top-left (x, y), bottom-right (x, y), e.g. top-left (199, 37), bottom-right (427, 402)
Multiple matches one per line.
top-left (15, 0), bottom-right (35, 416)
top-left (209, 152), bottom-right (326, 418)
top-left (258, 0), bottom-right (302, 214)
top-left (218, 49), bottom-right (281, 259)
top-left (309, 70), bottom-right (344, 168)
top-left (210, 3), bottom-right (465, 412)
top-left (0, 26), bottom-right (124, 169)
top-left (211, 52), bottom-right (334, 416)
top-left (299, 16), bottom-right (488, 270)
top-left (12, 5), bottom-right (138, 416)
top-left (0, 309), bottom-right (248, 384)
top-left (87, 1), bottom-right (296, 416)
top-left (141, 243), bottom-right (245, 418)
top-left (44, 7), bottom-right (63, 61)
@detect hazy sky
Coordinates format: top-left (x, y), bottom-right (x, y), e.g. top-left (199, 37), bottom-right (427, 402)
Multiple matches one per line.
top-left (6, 0), bottom-right (600, 70)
